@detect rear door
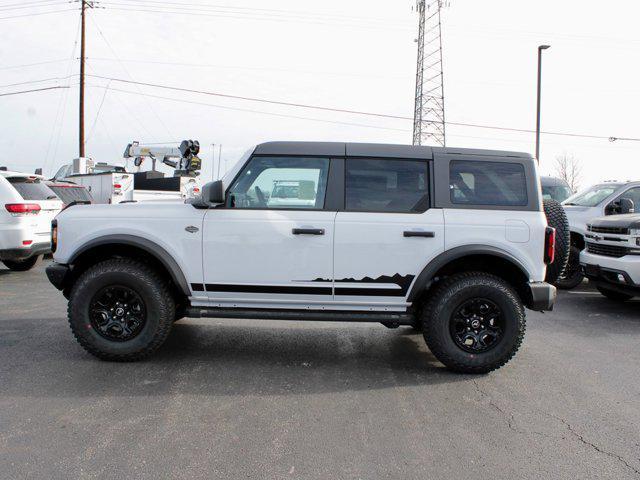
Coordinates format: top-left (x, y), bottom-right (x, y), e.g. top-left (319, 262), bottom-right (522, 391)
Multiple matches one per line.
top-left (333, 157), bottom-right (445, 311)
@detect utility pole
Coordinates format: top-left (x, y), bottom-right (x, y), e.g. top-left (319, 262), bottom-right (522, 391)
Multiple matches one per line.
top-left (413, 0), bottom-right (447, 147)
top-left (211, 144), bottom-right (216, 181)
top-left (217, 145), bottom-right (222, 179)
top-left (79, 0), bottom-right (86, 158)
top-left (535, 45), bottom-right (551, 163)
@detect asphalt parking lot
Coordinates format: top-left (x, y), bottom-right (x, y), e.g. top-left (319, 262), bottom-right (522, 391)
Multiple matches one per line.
top-left (1, 260), bottom-right (639, 480)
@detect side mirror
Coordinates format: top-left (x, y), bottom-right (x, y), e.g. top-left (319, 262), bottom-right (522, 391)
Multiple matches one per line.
top-left (619, 197), bottom-right (635, 214)
top-left (202, 180), bottom-right (225, 204)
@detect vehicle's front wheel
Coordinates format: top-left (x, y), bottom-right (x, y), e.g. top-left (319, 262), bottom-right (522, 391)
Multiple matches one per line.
top-left (2, 255), bottom-right (41, 271)
top-left (596, 285), bottom-right (634, 302)
top-left (422, 272), bottom-right (526, 374)
top-left (68, 258), bottom-right (175, 361)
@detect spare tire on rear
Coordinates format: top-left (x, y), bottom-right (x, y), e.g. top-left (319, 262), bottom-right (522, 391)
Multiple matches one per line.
top-left (543, 199), bottom-right (570, 284)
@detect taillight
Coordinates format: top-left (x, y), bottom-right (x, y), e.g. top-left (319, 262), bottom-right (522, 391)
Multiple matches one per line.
top-left (5, 203), bottom-right (41, 215)
top-left (113, 184), bottom-right (122, 189)
top-left (51, 219), bottom-right (58, 253)
top-left (544, 227), bottom-right (556, 264)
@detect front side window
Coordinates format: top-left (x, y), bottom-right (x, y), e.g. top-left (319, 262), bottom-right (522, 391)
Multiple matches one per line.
top-left (616, 187), bottom-right (640, 209)
top-left (227, 156), bottom-right (330, 209)
top-left (345, 158), bottom-right (428, 213)
top-left (450, 160), bottom-right (527, 206)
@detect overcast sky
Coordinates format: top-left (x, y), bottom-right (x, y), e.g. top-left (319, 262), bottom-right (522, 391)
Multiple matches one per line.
top-left (1, 0), bottom-right (638, 188)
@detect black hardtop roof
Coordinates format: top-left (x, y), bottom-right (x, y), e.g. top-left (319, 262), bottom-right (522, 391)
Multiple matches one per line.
top-left (541, 176), bottom-right (570, 187)
top-left (253, 141), bottom-right (531, 160)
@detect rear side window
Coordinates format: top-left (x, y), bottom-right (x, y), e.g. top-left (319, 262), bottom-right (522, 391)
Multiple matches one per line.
top-left (345, 159), bottom-right (429, 213)
top-left (7, 177), bottom-right (57, 201)
top-left (49, 186), bottom-right (93, 204)
top-left (450, 160), bottom-right (527, 207)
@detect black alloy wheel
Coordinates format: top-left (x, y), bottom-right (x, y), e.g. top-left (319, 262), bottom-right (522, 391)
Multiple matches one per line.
top-left (89, 285), bottom-right (147, 341)
top-left (450, 298), bottom-right (504, 353)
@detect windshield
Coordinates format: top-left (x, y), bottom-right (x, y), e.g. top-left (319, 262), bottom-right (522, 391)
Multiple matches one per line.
top-left (542, 185), bottom-right (573, 203)
top-left (563, 185), bottom-right (618, 207)
top-left (7, 177), bottom-right (58, 201)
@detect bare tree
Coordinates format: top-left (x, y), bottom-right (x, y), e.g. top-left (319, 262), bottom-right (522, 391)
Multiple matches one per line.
top-left (554, 153), bottom-right (582, 191)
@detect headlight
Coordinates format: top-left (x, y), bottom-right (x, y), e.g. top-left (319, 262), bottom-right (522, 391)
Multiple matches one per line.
top-left (630, 228), bottom-right (640, 236)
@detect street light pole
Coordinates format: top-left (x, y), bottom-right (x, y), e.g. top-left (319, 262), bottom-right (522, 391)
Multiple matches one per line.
top-left (535, 44), bottom-right (551, 164)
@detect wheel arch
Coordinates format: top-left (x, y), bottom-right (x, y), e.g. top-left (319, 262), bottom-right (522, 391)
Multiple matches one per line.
top-left (408, 245), bottom-right (531, 303)
top-left (570, 231), bottom-right (585, 250)
top-left (67, 235), bottom-right (191, 297)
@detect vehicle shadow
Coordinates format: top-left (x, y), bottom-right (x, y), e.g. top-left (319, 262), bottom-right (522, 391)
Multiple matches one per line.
top-left (0, 319), bottom-right (470, 400)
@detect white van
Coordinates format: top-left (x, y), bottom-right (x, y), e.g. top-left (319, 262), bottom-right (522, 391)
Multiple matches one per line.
top-left (0, 170), bottom-right (63, 271)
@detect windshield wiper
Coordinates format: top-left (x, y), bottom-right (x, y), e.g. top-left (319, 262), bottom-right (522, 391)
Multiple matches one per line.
top-left (46, 195), bottom-right (59, 199)
top-left (563, 202), bottom-right (578, 206)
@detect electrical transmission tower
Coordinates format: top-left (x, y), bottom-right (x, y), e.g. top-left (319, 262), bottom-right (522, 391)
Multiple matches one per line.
top-left (413, 0), bottom-right (446, 147)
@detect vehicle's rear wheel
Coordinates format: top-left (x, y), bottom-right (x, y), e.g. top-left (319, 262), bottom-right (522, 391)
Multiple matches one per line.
top-left (596, 285), bottom-right (634, 302)
top-left (554, 246), bottom-right (584, 290)
top-left (2, 255), bottom-right (41, 271)
top-left (543, 199), bottom-right (570, 284)
top-left (422, 272), bottom-right (526, 374)
top-left (68, 258), bottom-right (175, 361)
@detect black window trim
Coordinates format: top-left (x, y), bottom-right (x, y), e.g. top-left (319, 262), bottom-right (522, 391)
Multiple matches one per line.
top-left (221, 154), bottom-right (338, 212)
top-left (342, 156), bottom-right (432, 214)
top-left (449, 159), bottom-right (528, 208)
top-left (432, 153), bottom-right (540, 212)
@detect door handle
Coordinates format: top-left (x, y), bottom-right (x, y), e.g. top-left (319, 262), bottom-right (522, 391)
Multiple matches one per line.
top-left (403, 231), bottom-right (435, 238)
top-left (292, 228), bottom-right (325, 235)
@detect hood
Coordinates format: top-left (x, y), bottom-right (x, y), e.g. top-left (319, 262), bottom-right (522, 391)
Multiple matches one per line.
top-left (588, 213), bottom-right (640, 230)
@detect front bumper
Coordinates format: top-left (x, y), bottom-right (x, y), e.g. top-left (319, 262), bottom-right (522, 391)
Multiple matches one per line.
top-left (580, 252), bottom-right (640, 296)
top-left (0, 242), bottom-right (50, 261)
top-left (46, 262), bottom-right (71, 291)
top-left (527, 281), bottom-right (556, 311)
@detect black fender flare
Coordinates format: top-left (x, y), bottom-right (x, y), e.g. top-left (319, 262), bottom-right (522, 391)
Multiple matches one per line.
top-left (407, 245), bottom-right (531, 302)
top-left (68, 235), bottom-right (191, 296)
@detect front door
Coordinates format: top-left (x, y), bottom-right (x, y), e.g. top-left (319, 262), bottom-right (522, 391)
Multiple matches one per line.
top-left (333, 157), bottom-right (445, 311)
top-left (202, 155), bottom-right (336, 309)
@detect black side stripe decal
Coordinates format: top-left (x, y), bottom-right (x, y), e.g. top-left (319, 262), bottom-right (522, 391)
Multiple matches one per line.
top-left (333, 287), bottom-right (406, 297)
top-left (203, 284), bottom-right (332, 295)
top-left (191, 274), bottom-right (415, 297)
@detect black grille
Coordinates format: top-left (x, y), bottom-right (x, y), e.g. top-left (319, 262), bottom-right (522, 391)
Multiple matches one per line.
top-left (586, 242), bottom-right (629, 258)
top-left (588, 225), bottom-right (629, 235)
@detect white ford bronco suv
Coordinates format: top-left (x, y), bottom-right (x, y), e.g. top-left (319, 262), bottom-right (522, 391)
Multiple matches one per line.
top-left (46, 142), bottom-right (556, 373)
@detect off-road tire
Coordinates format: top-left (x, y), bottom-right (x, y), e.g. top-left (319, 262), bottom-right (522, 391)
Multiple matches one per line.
top-left (554, 246), bottom-right (584, 290)
top-left (2, 255), bottom-right (41, 271)
top-left (422, 272), bottom-right (526, 374)
top-left (543, 199), bottom-right (570, 284)
top-left (596, 285), bottom-right (634, 302)
top-left (68, 258), bottom-right (175, 361)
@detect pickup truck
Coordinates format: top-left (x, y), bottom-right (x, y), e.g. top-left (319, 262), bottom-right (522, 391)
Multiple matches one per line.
top-left (46, 142), bottom-right (557, 373)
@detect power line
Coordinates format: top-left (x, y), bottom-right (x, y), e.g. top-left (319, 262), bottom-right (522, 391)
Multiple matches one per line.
top-left (98, 5), bottom-right (412, 31)
top-left (86, 84), bottom-right (412, 133)
top-left (0, 75), bottom-right (77, 89)
top-left (88, 13), bottom-right (175, 139)
top-left (0, 86), bottom-right (70, 97)
top-left (85, 74), bottom-right (640, 141)
top-left (0, 1), bottom-right (69, 12)
top-left (86, 74), bottom-right (413, 120)
top-left (0, 59), bottom-right (68, 71)
top-left (0, 8), bottom-right (77, 20)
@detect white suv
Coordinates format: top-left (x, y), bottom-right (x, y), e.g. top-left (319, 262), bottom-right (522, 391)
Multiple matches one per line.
top-left (0, 170), bottom-right (62, 271)
top-left (46, 142), bottom-right (556, 373)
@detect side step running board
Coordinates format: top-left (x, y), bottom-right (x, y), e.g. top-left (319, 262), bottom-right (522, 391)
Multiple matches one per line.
top-left (186, 307), bottom-right (415, 324)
